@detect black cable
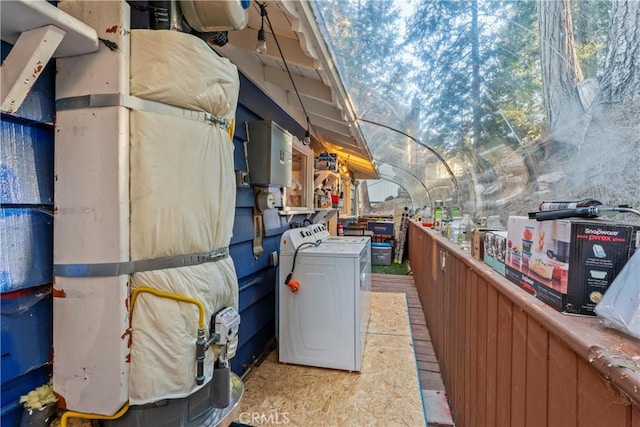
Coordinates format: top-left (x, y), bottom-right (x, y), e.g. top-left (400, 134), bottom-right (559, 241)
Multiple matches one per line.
top-left (261, 4), bottom-right (317, 142)
top-left (285, 240), bottom-right (321, 285)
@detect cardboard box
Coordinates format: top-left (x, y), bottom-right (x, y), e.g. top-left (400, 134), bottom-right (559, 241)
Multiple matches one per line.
top-left (315, 152), bottom-right (338, 171)
top-left (505, 216), bottom-right (640, 315)
top-left (484, 231), bottom-right (508, 275)
top-left (472, 228), bottom-right (501, 260)
top-left (372, 242), bottom-right (392, 265)
top-left (368, 221), bottom-right (395, 236)
top-left (344, 227), bottom-right (374, 236)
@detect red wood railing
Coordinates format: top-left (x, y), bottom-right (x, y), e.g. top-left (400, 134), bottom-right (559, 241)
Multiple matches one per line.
top-left (409, 222), bottom-right (640, 427)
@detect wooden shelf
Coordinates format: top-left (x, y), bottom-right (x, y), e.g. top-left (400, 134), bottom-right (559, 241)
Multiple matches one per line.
top-left (312, 208), bottom-right (338, 224)
top-left (278, 209), bottom-right (315, 223)
top-left (314, 170), bottom-right (339, 188)
top-left (1, 1), bottom-right (99, 57)
top-left (1, 0), bottom-right (99, 113)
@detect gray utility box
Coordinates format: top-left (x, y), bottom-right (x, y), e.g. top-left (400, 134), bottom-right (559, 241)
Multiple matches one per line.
top-left (246, 120), bottom-right (292, 187)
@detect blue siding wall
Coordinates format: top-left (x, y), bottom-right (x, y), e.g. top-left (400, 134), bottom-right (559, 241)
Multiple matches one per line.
top-left (0, 209), bottom-right (53, 292)
top-left (230, 74), bottom-right (308, 374)
top-left (1, 41), bottom-right (55, 427)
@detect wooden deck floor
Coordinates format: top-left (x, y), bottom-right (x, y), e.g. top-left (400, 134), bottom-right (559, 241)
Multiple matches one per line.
top-left (371, 273), bottom-right (453, 426)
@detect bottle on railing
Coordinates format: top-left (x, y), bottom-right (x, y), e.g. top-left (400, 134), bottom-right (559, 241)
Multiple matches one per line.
top-left (337, 224), bottom-right (344, 236)
top-left (440, 206), bottom-right (451, 234)
top-left (443, 219), bottom-right (451, 239)
top-left (458, 214), bottom-right (474, 250)
top-left (433, 200), bottom-right (444, 230)
top-left (539, 199), bottom-right (602, 211)
top-left (449, 217), bottom-right (462, 243)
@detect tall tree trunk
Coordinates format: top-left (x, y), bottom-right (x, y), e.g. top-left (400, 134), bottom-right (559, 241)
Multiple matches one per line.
top-left (471, 0), bottom-right (482, 148)
top-left (543, 0), bottom-right (640, 206)
top-left (537, 0), bottom-right (585, 131)
top-left (470, 0), bottom-right (489, 213)
top-left (598, 0), bottom-right (640, 103)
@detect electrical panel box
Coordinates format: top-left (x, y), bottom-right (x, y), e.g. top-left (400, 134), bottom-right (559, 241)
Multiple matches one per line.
top-left (246, 120), bottom-right (292, 187)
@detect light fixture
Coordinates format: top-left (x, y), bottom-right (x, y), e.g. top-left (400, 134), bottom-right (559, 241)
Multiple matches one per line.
top-left (256, 3), bottom-right (267, 54)
top-left (259, 1), bottom-right (313, 148)
top-left (303, 117), bottom-right (311, 145)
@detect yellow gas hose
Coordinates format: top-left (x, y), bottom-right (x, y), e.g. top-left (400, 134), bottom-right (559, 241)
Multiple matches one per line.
top-left (60, 402), bottom-right (129, 427)
top-left (59, 287), bottom-right (206, 425)
top-left (130, 286), bottom-right (206, 329)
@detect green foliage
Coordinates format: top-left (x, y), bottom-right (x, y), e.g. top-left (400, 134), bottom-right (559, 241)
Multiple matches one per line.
top-left (571, 0), bottom-right (610, 78)
top-left (371, 261), bottom-right (410, 275)
top-left (575, 41), bottom-right (607, 79)
top-left (488, 0), bottom-right (545, 145)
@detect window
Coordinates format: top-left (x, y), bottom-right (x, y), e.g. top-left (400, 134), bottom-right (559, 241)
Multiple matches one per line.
top-left (282, 137), bottom-right (314, 213)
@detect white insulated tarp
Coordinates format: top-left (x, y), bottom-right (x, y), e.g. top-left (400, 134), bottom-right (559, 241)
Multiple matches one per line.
top-left (129, 111), bottom-right (235, 257)
top-left (128, 30), bottom-right (239, 405)
top-left (130, 30), bottom-right (239, 123)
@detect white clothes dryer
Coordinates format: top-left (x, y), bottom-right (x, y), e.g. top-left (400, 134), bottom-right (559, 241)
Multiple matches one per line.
top-left (307, 223), bottom-right (371, 245)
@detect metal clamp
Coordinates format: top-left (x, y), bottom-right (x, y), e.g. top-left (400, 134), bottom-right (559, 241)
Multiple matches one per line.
top-left (53, 247), bottom-right (229, 277)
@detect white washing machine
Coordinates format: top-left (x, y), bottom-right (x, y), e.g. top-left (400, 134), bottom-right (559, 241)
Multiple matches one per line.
top-left (306, 224), bottom-right (371, 339)
top-left (306, 224), bottom-right (372, 351)
top-left (278, 227), bottom-right (370, 371)
top-left (307, 223), bottom-right (371, 246)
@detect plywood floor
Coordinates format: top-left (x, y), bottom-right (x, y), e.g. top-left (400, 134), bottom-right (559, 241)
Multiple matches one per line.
top-left (370, 274), bottom-right (446, 392)
top-left (371, 273), bottom-right (453, 426)
top-left (235, 291), bottom-right (426, 427)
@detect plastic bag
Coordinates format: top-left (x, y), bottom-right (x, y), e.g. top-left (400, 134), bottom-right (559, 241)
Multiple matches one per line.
top-left (594, 250), bottom-right (640, 340)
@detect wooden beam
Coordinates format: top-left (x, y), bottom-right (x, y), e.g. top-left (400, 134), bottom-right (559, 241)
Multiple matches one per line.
top-left (263, 66), bottom-right (333, 102)
top-left (286, 92), bottom-right (345, 122)
top-left (314, 125), bottom-right (358, 145)
top-left (309, 114), bottom-right (351, 137)
top-left (228, 28), bottom-right (320, 70)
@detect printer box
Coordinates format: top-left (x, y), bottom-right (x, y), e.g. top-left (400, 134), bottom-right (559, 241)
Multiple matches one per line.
top-left (484, 231), bottom-right (508, 275)
top-left (367, 221), bottom-right (395, 237)
top-left (505, 216), bottom-right (640, 315)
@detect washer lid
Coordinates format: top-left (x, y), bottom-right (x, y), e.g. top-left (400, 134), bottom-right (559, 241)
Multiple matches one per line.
top-left (324, 236), bottom-right (371, 244)
top-left (300, 242), bottom-right (365, 257)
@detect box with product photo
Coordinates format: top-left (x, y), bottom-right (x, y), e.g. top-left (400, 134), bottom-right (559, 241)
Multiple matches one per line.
top-left (472, 228), bottom-right (502, 261)
top-left (483, 230), bottom-right (508, 275)
top-left (505, 216), bottom-right (640, 315)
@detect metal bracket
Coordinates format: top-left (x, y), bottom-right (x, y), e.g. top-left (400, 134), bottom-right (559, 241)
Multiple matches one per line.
top-left (1, 25), bottom-right (65, 113)
top-left (312, 208), bottom-right (338, 224)
top-left (1, 0), bottom-right (100, 113)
